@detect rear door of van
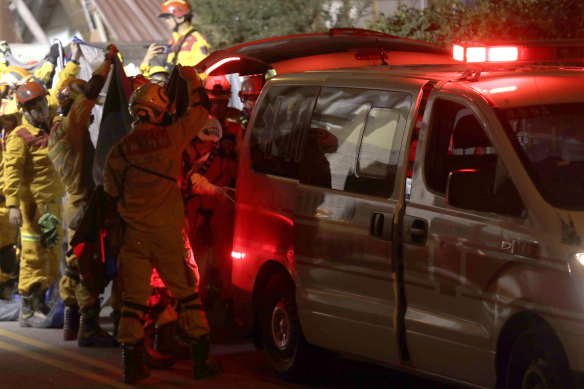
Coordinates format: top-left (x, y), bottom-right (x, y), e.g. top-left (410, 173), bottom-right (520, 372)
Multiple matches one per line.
top-left (293, 77), bottom-right (424, 364)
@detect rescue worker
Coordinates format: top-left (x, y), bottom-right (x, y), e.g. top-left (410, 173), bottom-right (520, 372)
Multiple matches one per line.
top-left (183, 75), bottom-right (241, 313)
top-left (140, 0), bottom-right (211, 77)
top-left (238, 74), bottom-right (264, 130)
top-left (0, 121), bottom-right (18, 301)
top-left (0, 48), bottom-right (82, 303)
top-left (47, 44), bottom-right (118, 347)
top-left (4, 78), bottom-right (65, 328)
top-left (103, 65), bottom-right (219, 383)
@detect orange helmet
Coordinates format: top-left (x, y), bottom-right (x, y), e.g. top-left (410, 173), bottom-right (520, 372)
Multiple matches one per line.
top-left (204, 75), bottom-right (230, 99)
top-left (57, 78), bottom-right (87, 107)
top-left (130, 74), bottom-right (150, 91)
top-left (239, 74), bottom-right (264, 101)
top-left (158, 0), bottom-right (191, 18)
top-left (128, 83), bottom-right (170, 124)
top-left (1, 66), bottom-right (30, 89)
top-left (15, 78), bottom-right (47, 106)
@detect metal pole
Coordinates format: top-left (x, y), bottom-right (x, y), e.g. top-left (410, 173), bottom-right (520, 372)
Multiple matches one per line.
top-left (11, 0), bottom-right (50, 45)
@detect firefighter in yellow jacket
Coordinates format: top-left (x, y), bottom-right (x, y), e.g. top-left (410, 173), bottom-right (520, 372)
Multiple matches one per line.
top-left (4, 78), bottom-right (65, 328)
top-left (103, 65), bottom-right (219, 384)
top-left (0, 128), bottom-right (18, 300)
top-left (48, 44), bottom-right (118, 347)
top-left (140, 0), bottom-right (211, 78)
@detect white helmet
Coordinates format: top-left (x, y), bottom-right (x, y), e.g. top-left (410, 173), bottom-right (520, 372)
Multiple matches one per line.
top-left (197, 116), bottom-right (222, 142)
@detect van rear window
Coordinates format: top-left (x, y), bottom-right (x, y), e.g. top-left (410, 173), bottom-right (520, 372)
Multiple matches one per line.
top-left (250, 85), bottom-right (319, 178)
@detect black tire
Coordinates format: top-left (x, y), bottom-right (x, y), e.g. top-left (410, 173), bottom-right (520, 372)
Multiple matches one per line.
top-left (259, 273), bottom-right (313, 380)
top-left (505, 331), bottom-right (574, 389)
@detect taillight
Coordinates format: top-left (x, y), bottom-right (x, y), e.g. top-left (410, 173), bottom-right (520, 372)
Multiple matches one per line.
top-left (231, 251), bottom-right (245, 260)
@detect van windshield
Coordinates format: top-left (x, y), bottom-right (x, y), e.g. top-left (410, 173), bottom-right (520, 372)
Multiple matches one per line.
top-left (500, 103), bottom-right (584, 210)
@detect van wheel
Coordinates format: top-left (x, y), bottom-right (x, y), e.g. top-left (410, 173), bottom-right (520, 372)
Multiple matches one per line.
top-left (505, 331), bottom-right (574, 389)
top-left (260, 273), bottom-right (312, 380)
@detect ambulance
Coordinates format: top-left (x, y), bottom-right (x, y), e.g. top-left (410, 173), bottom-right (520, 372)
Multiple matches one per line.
top-left (231, 41), bottom-right (584, 388)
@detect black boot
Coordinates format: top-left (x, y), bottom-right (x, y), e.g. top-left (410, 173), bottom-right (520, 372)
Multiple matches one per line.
top-left (144, 322), bottom-right (175, 369)
top-left (121, 340), bottom-right (150, 384)
top-left (63, 305), bottom-right (80, 341)
top-left (189, 335), bottom-right (221, 379)
top-left (19, 284), bottom-right (48, 328)
top-left (154, 321), bottom-right (191, 360)
top-left (78, 302), bottom-right (118, 347)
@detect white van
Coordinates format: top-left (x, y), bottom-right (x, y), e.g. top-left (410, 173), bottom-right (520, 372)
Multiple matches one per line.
top-left (231, 42), bottom-right (584, 388)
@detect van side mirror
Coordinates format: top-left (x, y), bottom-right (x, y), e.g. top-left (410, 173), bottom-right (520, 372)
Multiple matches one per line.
top-left (446, 169), bottom-right (492, 212)
top-left (447, 169), bottom-right (525, 217)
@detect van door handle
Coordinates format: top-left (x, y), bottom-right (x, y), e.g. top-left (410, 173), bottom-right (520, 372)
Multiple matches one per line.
top-left (370, 212), bottom-right (393, 241)
top-left (403, 215), bottom-right (427, 245)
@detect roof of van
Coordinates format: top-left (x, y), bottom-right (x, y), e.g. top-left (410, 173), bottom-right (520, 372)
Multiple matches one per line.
top-left (275, 64), bottom-right (584, 108)
top-left (196, 29), bottom-right (456, 76)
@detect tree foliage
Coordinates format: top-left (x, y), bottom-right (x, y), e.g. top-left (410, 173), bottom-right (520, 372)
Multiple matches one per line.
top-left (189, 0), bottom-right (369, 48)
top-left (367, 0), bottom-right (584, 49)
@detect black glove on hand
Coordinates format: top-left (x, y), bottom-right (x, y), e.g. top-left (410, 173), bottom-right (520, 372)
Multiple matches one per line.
top-left (46, 42), bottom-right (61, 65)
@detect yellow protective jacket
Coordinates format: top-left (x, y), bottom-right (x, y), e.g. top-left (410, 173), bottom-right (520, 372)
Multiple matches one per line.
top-left (104, 75), bottom-right (208, 232)
top-left (3, 114), bottom-right (65, 207)
top-left (140, 26), bottom-right (210, 76)
top-left (48, 61), bottom-right (109, 207)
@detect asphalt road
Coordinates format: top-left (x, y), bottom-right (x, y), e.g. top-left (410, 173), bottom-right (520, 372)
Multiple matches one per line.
top-left (0, 304), bottom-right (461, 389)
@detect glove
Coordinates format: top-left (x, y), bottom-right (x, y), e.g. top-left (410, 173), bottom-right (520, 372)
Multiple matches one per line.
top-left (0, 41), bottom-right (9, 54)
top-left (46, 42), bottom-right (61, 65)
top-left (0, 41), bottom-right (9, 64)
top-left (104, 44), bottom-right (119, 62)
top-left (8, 207), bottom-right (22, 227)
top-left (38, 212), bottom-right (62, 248)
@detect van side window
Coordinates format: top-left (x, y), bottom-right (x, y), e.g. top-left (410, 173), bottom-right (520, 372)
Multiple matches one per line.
top-left (425, 99), bottom-right (525, 216)
top-left (250, 85), bottom-right (319, 178)
top-left (300, 87), bottom-right (408, 198)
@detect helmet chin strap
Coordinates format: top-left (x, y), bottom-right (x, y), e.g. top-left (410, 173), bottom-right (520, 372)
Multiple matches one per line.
top-left (172, 16), bottom-right (187, 33)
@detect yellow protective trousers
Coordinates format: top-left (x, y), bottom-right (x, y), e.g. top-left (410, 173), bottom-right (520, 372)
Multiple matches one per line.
top-left (18, 200), bottom-right (63, 295)
top-left (58, 199), bottom-right (95, 309)
top-left (117, 225), bottom-right (209, 344)
top-left (0, 202), bottom-right (18, 284)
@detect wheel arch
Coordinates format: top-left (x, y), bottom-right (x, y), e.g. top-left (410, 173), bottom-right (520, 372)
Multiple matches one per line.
top-left (495, 311), bottom-right (571, 388)
top-left (252, 260), bottom-right (294, 349)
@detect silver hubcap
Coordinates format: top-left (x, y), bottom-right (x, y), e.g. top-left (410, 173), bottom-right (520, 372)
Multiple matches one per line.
top-left (271, 300), bottom-right (290, 351)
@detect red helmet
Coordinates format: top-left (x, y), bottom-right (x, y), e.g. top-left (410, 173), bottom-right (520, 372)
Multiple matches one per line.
top-left (128, 83), bottom-right (170, 124)
top-left (239, 74), bottom-right (264, 101)
top-left (15, 79), bottom-right (47, 106)
top-left (204, 75), bottom-right (230, 99)
top-left (57, 78), bottom-right (87, 107)
top-left (158, 0), bottom-right (191, 18)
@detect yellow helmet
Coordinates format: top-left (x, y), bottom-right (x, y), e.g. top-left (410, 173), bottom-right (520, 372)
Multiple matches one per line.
top-left (128, 83), bottom-right (170, 124)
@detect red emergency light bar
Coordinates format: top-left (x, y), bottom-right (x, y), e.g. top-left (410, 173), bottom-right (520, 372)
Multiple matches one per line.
top-left (453, 41), bottom-right (584, 64)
